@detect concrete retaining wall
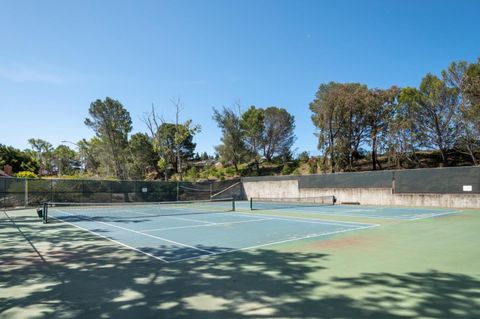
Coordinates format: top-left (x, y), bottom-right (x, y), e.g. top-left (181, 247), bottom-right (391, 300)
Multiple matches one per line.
top-left (242, 180), bottom-right (299, 198)
top-left (242, 181), bottom-right (480, 208)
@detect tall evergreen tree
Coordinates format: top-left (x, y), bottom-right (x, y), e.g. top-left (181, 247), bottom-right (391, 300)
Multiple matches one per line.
top-left (84, 97), bottom-right (132, 179)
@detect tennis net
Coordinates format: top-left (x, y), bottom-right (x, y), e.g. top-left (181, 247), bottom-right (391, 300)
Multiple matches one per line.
top-left (43, 198), bottom-right (235, 223)
top-left (250, 196), bottom-right (336, 210)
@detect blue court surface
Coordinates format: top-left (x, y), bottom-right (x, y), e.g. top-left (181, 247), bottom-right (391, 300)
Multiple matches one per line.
top-left (237, 201), bottom-right (458, 220)
top-left (47, 203), bottom-right (376, 263)
top-left (48, 201), bottom-right (457, 263)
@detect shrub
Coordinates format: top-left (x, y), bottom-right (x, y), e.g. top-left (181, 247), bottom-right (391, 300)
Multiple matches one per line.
top-left (15, 171), bottom-right (38, 178)
top-left (297, 151), bottom-right (310, 163)
top-left (281, 164), bottom-right (292, 175)
top-left (224, 166), bottom-right (236, 176)
top-left (184, 167), bottom-right (199, 181)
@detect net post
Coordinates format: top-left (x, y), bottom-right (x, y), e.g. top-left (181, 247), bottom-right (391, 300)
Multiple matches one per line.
top-left (250, 197), bottom-right (253, 210)
top-left (43, 202), bottom-right (48, 223)
top-left (232, 198), bottom-right (235, 212)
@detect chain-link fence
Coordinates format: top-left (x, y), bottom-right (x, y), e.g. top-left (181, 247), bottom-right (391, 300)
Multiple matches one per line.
top-left (1, 177), bottom-right (243, 209)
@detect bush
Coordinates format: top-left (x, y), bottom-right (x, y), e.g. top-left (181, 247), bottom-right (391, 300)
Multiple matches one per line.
top-left (224, 166), bottom-right (236, 176)
top-left (184, 167), bottom-right (199, 181)
top-left (281, 164), bottom-right (292, 175)
top-left (297, 151), bottom-right (310, 163)
top-left (15, 171), bottom-right (38, 178)
top-left (308, 158), bottom-right (318, 174)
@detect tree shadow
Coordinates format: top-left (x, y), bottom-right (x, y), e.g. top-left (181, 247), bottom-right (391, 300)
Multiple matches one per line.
top-left (1, 212), bottom-right (479, 318)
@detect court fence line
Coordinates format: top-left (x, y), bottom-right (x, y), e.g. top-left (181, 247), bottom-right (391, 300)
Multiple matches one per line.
top-left (0, 177), bottom-right (243, 209)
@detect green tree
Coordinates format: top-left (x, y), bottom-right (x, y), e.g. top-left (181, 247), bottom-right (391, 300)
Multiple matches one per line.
top-left (388, 87), bottom-right (429, 168)
top-left (401, 75), bottom-right (459, 166)
top-left (310, 82), bottom-right (368, 172)
top-left (463, 58), bottom-right (480, 107)
top-left (84, 97), bottom-right (132, 179)
top-left (240, 106), bottom-right (265, 170)
top-left (143, 101), bottom-right (200, 181)
top-left (128, 133), bottom-right (158, 179)
top-left (443, 60), bottom-right (480, 165)
top-left (27, 138), bottom-right (53, 174)
top-left (0, 144), bottom-right (39, 173)
top-left (462, 59), bottom-right (480, 165)
top-left (53, 145), bottom-right (78, 175)
top-left (213, 106), bottom-right (249, 173)
top-left (262, 107), bottom-right (296, 162)
top-left (365, 87), bottom-right (399, 170)
top-left (77, 138), bottom-right (100, 175)
top-left (155, 123), bottom-right (198, 176)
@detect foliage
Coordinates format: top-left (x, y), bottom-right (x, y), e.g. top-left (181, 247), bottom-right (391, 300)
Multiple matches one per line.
top-left (213, 106), bottom-right (250, 172)
top-left (281, 163), bottom-right (293, 175)
top-left (128, 133), bottom-right (159, 179)
top-left (262, 107), bottom-right (296, 162)
top-left (400, 74), bottom-right (459, 166)
top-left (27, 138), bottom-right (53, 174)
top-left (183, 166), bottom-right (199, 181)
top-left (85, 97), bottom-right (132, 179)
top-left (310, 82), bottom-right (370, 172)
top-left (154, 122), bottom-right (199, 175)
top-left (364, 87), bottom-right (399, 170)
top-left (240, 106), bottom-right (265, 170)
top-left (297, 151), bottom-right (310, 163)
top-left (14, 171), bottom-right (38, 178)
top-left (3, 56), bottom-right (480, 179)
top-left (0, 144), bottom-right (39, 173)
top-left (53, 145), bottom-right (79, 175)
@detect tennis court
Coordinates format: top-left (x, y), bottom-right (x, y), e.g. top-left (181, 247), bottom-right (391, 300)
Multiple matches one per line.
top-left (43, 198), bottom-right (378, 263)
top-left (40, 197), bottom-right (458, 263)
top-left (244, 198), bottom-right (458, 220)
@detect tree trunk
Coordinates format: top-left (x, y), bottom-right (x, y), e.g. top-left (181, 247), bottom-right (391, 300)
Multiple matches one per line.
top-left (466, 143), bottom-right (478, 166)
top-left (371, 128), bottom-right (377, 170)
top-left (439, 148), bottom-right (448, 167)
top-left (254, 159), bottom-right (260, 173)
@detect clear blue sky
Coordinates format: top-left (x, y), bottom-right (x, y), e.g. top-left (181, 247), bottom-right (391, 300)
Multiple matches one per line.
top-left (1, 0), bottom-right (479, 155)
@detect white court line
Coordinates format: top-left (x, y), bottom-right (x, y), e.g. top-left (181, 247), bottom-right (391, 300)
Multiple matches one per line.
top-left (247, 210), bottom-right (412, 221)
top-left (240, 205), bottom-right (459, 221)
top-left (409, 210), bottom-right (460, 221)
top-left (169, 224), bottom-right (380, 263)
top-left (234, 211), bottom-right (379, 227)
top-left (53, 210), bottom-right (215, 255)
top-left (48, 215), bottom-right (169, 263)
top-left (140, 218), bottom-right (273, 232)
top-left (164, 215), bottom-right (216, 225)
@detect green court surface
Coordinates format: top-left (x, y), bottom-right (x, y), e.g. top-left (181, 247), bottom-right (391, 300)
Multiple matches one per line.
top-left (1, 205), bottom-right (480, 318)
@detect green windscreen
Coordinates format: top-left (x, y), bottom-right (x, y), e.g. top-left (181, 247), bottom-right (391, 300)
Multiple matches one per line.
top-left (395, 167), bottom-right (480, 194)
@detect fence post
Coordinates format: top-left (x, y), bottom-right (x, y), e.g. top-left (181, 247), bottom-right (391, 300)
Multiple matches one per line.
top-left (392, 171), bottom-right (396, 194)
top-left (176, 181), bottom-right (179, 201)
top-left (24, 178), bottom-right (29, 207)
top-left (2, 178), bottom-right (5, 209)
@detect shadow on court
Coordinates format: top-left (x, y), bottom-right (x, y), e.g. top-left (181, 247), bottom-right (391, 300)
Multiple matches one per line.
top-left (1, 212), bottom-right (480, 319)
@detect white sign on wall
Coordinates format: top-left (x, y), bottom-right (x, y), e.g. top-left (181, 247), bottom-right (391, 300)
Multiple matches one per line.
top-left (463, 185), bottom-right (472, 192)
top-left (142, 187), bottom-right (148, 193)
